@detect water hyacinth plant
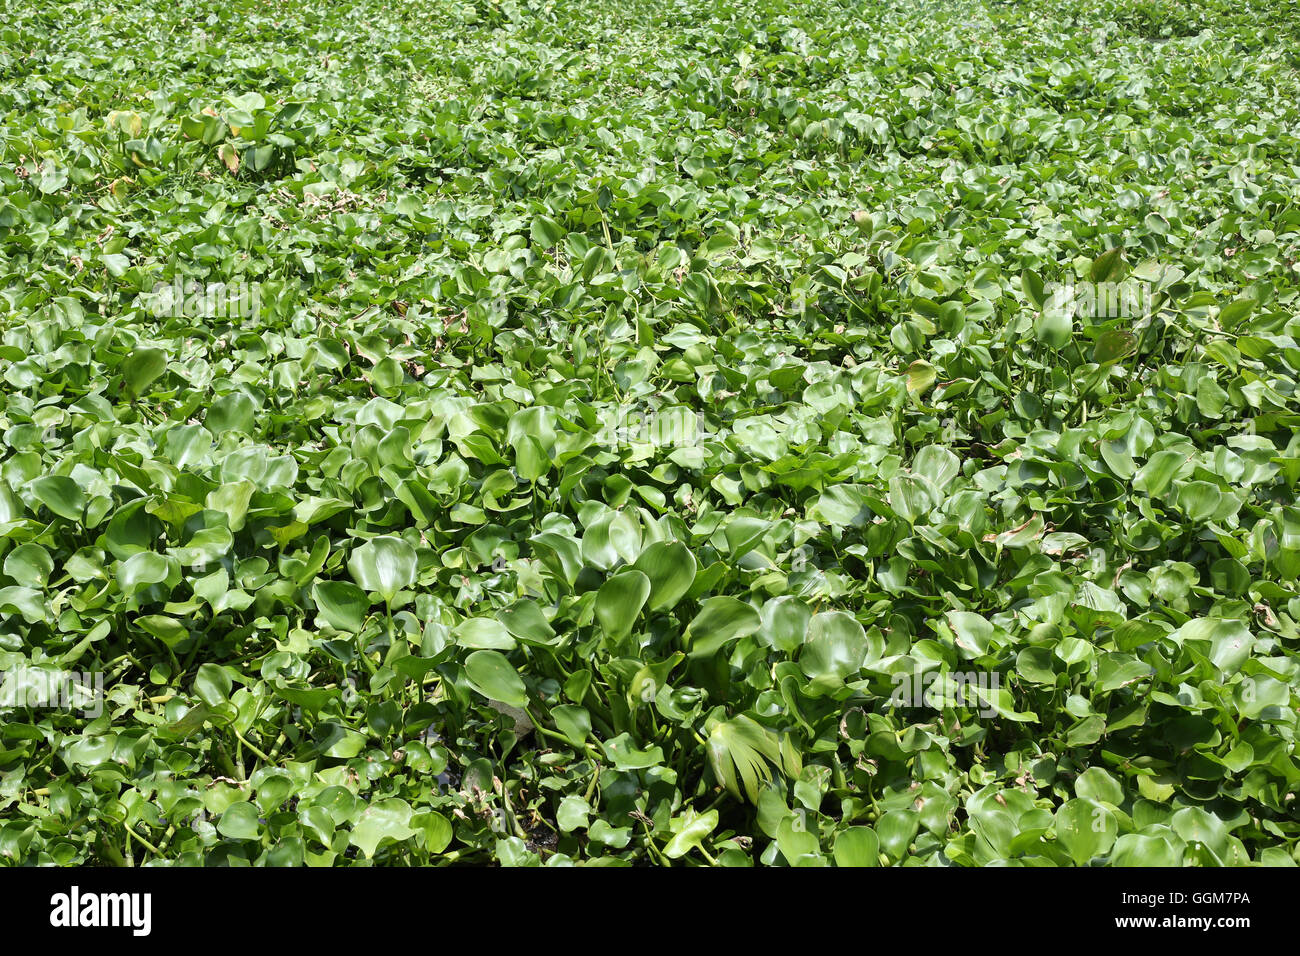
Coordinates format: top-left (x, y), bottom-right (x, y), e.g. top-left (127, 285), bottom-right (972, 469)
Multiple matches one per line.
top-left (0, 0), bottom-right (1299, 867)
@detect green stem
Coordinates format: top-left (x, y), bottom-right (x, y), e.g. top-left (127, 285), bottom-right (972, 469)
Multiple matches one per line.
top-left (234, 729), bottom-right (272, 763)
top-left (583, 761), bottom-right (601, 803)
top-left (125, 824), bottom-right (163, 858)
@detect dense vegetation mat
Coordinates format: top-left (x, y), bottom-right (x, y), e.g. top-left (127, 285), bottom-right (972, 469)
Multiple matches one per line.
top-left (2, 0), bottom-right (1300, 865)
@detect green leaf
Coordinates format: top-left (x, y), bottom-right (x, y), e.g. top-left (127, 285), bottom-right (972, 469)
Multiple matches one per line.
top-left (799, 611), bottom-right (868, 685)
top-left (706, 715), bottom-right (785, 803)
top-left (194, 663), bottom-right (232, 707)
top-left (602, 733), bottom-right (665, 771)
top-left (1133, 450), bottom-right (1186, 497)
top-left (685, 596), bottom-right (762, 658)
top-left (1055, 798), bottom-right (1117, 865)
top-left (663, 809), bottom-right (719, 859)
top-left (876, 809), bottom-right (920, 863)
top-left (117, 551), bottom-right (175, 597)
top-left (217, 802), bottom-right (262, 841)
top-left (631, 540), bottom-right (697, 611)
top-left (3, 543), bottom-right (53, 589)
top-left (1093, 329), bottom-right (1137, 365)
top-left (594, 569), bottom-right (651, 644)
top-left (1218, 297), bottom-right (1255, 329)
top-left (1089, 247), bottom-right (1125, 283)
top-left (833, 827), bottom-right (881, 867)
top-left (1035, 300), bottom-right (1071, 348)
top-left (557, 795), bottom-right (591, 833)
top-left (122, 347), bottom-right (168, 396)
top-left (551, 705), bottom-right (592, 746)
top-left (29, 476), bottom-right (85, 520)
top-left (454, 617), bottom-right (517, 650)
top-left (312, 580), bottom-right (369, 631)
top-left (464, 650), bottom-right (528, 708)
top-left (1110, 832), bottom-right (1182, 867)
top-left (348, 535), bottom-right (417, 604)
top-left (947, 610), bottom-right (994, 658)
top-left (350, 799), bottom-right (417, 858)
top-left (1176, 480), bottom-right (1222, 522)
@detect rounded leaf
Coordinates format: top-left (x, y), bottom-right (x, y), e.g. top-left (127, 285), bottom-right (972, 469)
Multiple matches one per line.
top-left (632, 540), bottom-right (696, 611)
top-left (464, 650), bottom-right (528, 709)
top-left (595, 569), bottom-right (651, 643)
top-left (348, 535), bottom-right (418, 604)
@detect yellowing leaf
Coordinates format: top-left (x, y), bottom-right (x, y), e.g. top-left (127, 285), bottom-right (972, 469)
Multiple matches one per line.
top-left (218, 143), bottom-right (239, 173)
